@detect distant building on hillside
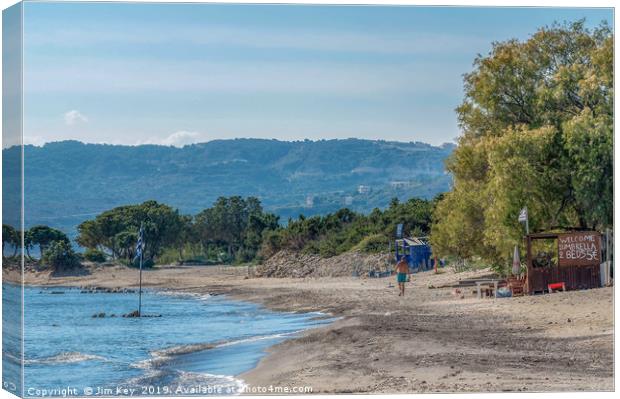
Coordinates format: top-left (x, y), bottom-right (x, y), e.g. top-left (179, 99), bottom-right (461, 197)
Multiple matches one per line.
top-left (357, 185), bottom-right (370, 194)
top-left (390, 181), bottom-right (409, 189)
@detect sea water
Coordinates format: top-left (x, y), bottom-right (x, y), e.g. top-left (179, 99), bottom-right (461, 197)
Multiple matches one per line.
top-left (2, 284), bottom-right (333, 396)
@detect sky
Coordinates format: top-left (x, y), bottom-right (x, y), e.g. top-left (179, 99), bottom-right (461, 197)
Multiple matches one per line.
top-left (18, 2), bottom-right (613, 147)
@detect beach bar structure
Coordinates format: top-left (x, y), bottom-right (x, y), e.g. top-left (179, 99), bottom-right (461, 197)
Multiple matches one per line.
top-left (525, 231), bottom-right (602, 294)
top-left (395, 236), bottom-right (433, 273)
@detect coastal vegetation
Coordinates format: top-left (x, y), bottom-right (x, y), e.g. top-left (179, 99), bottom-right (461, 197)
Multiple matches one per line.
top-left (41, 241), bottom-right (81, 271)
top-left (3, 195), bottom-right (436, 267)
top-left (76, 201), bottom-right (185, 265)
top-left (2, 224), bottom-right (19, 257)
top-left (431, 21), bottom-right (613, 270)
top-left (259, 197), bottom-right (435, 259)
top-left (2, 224), bottom-right (78, 271)
top-left (75, 196), bottom-right (434, 265)
top-left (26, 225), bottom-right (70, 258)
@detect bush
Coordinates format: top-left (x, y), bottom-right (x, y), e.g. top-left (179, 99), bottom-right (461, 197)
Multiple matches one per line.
top-left (235, 248), bottom-right (258, 264)
top-left (258, 230), bottom-right (283, 259)
top-left (354, 234), bottom-right (389, 253)
top-left (84, 248), bottom-right (106, 263)
top-left (318, 240), bottom-right (339, 258)
top-left (128, 257), bottom-right (155, 269)
top-left (42, 241), bottom-right (81, 271)
top-left (156, 247), bottom-right (182, 265)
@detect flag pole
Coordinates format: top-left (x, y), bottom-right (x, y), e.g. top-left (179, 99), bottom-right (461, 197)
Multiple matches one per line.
top-left (525, 207), bottom-right (529, 235)
top-left (138, 248), bottom-right (143, 316)
top-left (138, 222), bottom-right (143, 317)
top-left (519, 207), bottom-right (529, 235)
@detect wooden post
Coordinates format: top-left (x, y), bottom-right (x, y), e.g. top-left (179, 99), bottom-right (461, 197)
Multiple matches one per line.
top-left (525, 235), bottom-right (532, 294)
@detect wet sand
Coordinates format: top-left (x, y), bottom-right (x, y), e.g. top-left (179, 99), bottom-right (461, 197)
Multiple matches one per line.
top-left (5, 263), bottom-right (614, 393)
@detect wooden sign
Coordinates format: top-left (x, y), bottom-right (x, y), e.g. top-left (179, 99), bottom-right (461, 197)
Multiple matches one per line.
top-left (558, 232), bottom-right (601, 266)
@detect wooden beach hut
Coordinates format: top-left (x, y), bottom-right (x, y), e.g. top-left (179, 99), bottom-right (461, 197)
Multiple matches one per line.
top-left (525, 231), bottom-right (602, 294)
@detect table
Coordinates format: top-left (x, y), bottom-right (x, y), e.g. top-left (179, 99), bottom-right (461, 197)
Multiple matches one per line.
top-left (475, 280), bottom-right (500, 299)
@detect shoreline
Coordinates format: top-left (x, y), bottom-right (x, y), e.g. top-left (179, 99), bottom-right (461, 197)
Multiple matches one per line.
top-left (9, 278), bottom-right (335, 396)
top-left (3, 264), bottom-right (614, 393)
top-left (4, 266), bottom-right (343, 392)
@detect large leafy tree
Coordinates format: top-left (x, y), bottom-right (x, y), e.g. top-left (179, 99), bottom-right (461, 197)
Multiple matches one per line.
top-left (27, 225), bottom-right (70, 259)
top-left (42, 240), bottom-right (81, 271)
top-left (2, 224), bottom-right (20, 258)
top-left (194, 196), bottom-right (278, 261)
top-left (431, 21), bottom-right (612, 264)
top-left (77, 200), bottom-right (183, 262)
top-left (172, 215), bottom-right (197, 261)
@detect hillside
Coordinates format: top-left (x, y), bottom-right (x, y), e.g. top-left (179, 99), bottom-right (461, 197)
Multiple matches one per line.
top-left (3, 138), bottom-right (453, 234)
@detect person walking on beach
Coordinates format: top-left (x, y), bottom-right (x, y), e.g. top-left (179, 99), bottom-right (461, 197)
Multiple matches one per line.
top-left (395, 257), bottom-right (409, 296)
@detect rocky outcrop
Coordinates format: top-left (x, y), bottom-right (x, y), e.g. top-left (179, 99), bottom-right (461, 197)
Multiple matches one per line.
top-left (256, 250), bottom-right (391, 278)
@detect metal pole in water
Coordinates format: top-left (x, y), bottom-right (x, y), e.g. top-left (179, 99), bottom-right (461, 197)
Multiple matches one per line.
top-left (138, 222), bottom-right (144, 317)
top-left (138, 254), bottom-right (142, 316)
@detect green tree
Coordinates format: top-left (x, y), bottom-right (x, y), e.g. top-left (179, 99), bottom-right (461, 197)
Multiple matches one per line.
top-left (194, 196), bottom-right (278, 262)
top-left (76, 200), bottom-right (184, 262)
top-left (259, 229), bottom-right (284, 260)
top-left (83, 248), bottom-right (107, 263)
top-left (2, 224), bottom-right (19, 258)
top-left (114, 231), bottom-right (138, 260)
top-left (431, 21), bottom-right (613, 265)
top-left (27, 225), bottom-right (70, 259)
top-left (269, 198), bottom-right (434, 258)
top-left (42, 240), bottom-right (81, 271)
top-left (173, 215), bottom-right (196, 261)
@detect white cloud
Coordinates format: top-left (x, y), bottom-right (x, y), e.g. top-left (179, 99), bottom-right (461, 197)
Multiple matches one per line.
top-left (64, 110), bottom-right (88, 125)
top-left (23, 135), bottom-right (46, 147)
top-left (161, 131), bottom-right (202, 147)
top-left (141, 131), bottom-right (205, 148)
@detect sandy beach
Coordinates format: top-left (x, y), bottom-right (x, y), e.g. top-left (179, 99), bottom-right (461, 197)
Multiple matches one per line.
top-left (4, 263), bottom-right (614, 393)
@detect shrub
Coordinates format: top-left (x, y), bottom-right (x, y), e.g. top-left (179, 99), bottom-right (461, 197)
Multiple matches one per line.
top-left (354, 234), bottom-right (389, 253)
top-left (235, 248), bottom-right (257, 264)
top-left (128, 257), bottom-right (155, 269)
top-left (84, 248), bottom-right (106, 263)
top-left (42, 241), bottom-right (81, 271)
top-left (258, 230), bottom-right (283, 259)
top-left (318, 239), bottom-right (340, 258)
top-left (157, 247), bottom-right (182, 265)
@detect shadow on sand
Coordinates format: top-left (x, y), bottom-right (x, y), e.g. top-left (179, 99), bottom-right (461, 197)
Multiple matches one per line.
top-left (50, 266), bottom-right (91, 278)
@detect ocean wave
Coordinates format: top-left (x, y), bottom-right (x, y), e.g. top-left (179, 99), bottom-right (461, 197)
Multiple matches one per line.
top-left (25, 352), bottom-right (106, 365)
top-left (132, 331), bottom-right (302, 371)
top-left (157, 290), bottom-right (212, 301)
top-left (215, 330), bottom-right (302, 348)
top-left (3, 351), bottom-right (23, 365)
top-left (123, 369), bottom-right (246, 396)
top-left (173, 370), bottom-right (246, 394)
top-left (152, 343), bottom-right (217, 358)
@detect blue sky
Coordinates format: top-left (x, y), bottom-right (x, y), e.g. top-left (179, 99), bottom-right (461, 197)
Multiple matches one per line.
top-left (21, 2), bottom-right (613, 146)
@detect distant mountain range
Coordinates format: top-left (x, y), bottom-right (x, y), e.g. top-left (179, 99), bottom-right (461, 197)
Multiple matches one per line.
top-left (3, 138), bottom-right (454, 236)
